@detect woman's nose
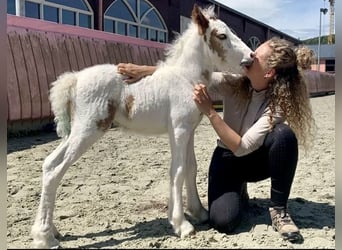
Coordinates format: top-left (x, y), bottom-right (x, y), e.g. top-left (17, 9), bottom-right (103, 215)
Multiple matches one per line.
top-left (250, 52), bottom-right (255, 59)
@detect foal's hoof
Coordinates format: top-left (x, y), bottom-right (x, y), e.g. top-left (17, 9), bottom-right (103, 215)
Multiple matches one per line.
top-left (31, 227), bottom-right (60, 249)
top-left (175, 220), bottom-right (195, 238)
top-left (32, 238), bottom-right (60, 249)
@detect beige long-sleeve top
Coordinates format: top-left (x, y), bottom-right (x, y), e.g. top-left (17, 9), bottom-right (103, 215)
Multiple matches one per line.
top-left (209, 72), bottom-right (284, 157)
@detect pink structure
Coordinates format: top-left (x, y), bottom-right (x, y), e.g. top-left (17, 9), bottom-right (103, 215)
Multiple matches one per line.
top-left (7, 15), bottom-right (167, 133)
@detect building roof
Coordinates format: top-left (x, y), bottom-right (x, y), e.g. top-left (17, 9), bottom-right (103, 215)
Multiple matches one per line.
top-left (307, 44), bottom-right (335, 59)
top-left (207, 0), bottom-right (301, 43)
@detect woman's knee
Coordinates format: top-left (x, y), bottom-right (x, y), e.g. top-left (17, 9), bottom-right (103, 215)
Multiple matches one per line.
top-left (209, 192), bottom-right (242, 233)
top-left (265, 123), bottom-right (298, 149)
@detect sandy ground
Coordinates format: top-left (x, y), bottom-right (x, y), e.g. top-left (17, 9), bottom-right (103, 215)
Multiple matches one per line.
top-left (7, 94), bottom-right (335, 249)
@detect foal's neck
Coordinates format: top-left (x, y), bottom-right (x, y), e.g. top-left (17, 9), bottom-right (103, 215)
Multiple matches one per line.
top-left (165, 33), bottom-right (214, 83)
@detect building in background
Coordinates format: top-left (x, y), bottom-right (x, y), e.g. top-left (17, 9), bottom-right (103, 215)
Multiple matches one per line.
top-left (308, 44), bottom-right (335, 73)
top-left (7, 0), bottom-right (301, 49)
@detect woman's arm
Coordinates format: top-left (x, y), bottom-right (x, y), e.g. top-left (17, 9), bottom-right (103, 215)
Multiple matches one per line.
top-left (193, 84), bottom-right (284, 156)
top-left (117, 63), bottom-right (157, 83)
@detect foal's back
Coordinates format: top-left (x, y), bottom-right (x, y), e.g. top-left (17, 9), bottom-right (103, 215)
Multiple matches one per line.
top-left (74, 63), bottom-right (200, 135)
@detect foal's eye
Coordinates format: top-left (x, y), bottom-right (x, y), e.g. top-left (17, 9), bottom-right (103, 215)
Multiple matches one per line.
top-left (217, 34), bottom-right (227, 40)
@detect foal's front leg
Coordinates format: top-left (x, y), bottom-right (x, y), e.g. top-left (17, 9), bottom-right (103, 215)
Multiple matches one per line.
top-left (168, 128), bottom-right (194, 238)
top-left (184, 132), bottom-right (208, 223)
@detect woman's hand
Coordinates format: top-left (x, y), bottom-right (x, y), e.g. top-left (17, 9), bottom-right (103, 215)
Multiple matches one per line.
top-left (192, 84), bottom-right (216, 117)
top-left (117, 63), bottom-right (156, 84)
top-left (117, 63), bottom-right (145, 83)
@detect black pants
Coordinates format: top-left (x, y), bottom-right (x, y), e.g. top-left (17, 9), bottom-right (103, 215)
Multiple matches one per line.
top-left (208, 123), bottom-right (298, 233)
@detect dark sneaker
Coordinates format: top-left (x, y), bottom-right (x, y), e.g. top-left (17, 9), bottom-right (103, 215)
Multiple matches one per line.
top-left (269, 206), bottom-right (303, 242)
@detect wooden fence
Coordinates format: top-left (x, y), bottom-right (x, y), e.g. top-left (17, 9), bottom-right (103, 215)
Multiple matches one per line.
top-left (7, 15), bottom-right (167, 133)
top-left (303, 70), bottom-right (335, 97)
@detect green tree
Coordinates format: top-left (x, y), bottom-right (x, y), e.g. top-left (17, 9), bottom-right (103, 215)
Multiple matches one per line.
top-left (302, 34), bottom-right (335, 45)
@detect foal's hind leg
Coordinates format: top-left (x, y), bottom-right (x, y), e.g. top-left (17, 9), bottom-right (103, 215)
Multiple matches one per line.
top-left (184, 132), bottom-right (208, 223)
top-left (31, 124), bottom-right (105, 248)
top-left (31, 139), bottom-right (69, 248)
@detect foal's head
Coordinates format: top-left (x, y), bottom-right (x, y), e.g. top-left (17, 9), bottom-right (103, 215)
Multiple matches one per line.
top-left (192, 4), bottom-right (253, 73)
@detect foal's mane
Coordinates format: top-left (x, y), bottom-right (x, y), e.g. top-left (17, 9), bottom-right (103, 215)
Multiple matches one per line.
top-left (162, 5), bottom-right (217, 65)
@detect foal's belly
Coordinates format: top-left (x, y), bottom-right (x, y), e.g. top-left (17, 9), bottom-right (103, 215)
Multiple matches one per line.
top-left (112, 75), bottom-right (195, 135)
top-left (113, 105), bottom-right (169, 135)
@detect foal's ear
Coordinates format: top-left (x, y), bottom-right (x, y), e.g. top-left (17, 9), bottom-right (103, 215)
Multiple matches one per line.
top-left (191, 4), bottom-right (209, 36)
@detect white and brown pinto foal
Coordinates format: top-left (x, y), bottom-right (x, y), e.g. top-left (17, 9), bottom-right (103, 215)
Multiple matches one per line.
top-left (31, 4), bottom-right (252, 248)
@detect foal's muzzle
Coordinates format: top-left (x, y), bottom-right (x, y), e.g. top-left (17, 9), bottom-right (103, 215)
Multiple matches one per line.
top-left (240, 57), bottom-right (254, 67)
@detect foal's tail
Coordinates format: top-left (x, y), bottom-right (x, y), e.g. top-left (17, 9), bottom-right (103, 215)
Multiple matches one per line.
top-left (49, 71), bottom-right (77, 138)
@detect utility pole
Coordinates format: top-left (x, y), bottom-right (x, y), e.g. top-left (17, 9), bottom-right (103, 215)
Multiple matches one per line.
top-left (328, 0), bottom-right (335, 44)
top-left (317, 7), bottom-right (328, 71)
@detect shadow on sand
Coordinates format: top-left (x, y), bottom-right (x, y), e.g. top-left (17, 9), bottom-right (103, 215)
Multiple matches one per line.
top-left (59, 197), bottom-right (334, 248)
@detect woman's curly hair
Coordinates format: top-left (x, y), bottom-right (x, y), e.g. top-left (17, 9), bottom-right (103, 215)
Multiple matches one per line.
top-left (266, 37), bottom-right (316, 151)
top-left (232, 37), bottom-right (316, 151)
top-left (295, 45), bottom-right (316, 70)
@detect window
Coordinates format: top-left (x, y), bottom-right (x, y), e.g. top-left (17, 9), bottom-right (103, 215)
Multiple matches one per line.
top-left (247, 36), bottom-right (261, 50)
top-left (104, 19), bottom-right (115, 33)
top-left (150, 29), bottom-right (157, 41)
top-left (25, 1), bottom-right (40, 19)
top-left (117, 22), bottom-right (127, 35)
top-left (46, 0), bottom-right (89, 10)
top-left (140, 27), bottom-right (148, 39)
top-left (79, 13), bottom-right (91, 28)
top-left (7, 0), bottom-right (16, 15)
top-left (62, 9), bottom-right (76, 25)
top-left (141, 9), bottom-right (164, 29)
top-left (129, 25), bottom-right (138, 38)
top-left (8, 0), bottom-right (94, 29)
top-left (44, 5), bottom-right (59, 22)
top-left (325, 59), bottom-right (335, 73)
top-left (104, 0), bottom-right (168, 43)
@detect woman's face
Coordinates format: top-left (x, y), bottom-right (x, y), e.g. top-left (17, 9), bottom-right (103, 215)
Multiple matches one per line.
top-left (244, 41), bottom-right (274, 91)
